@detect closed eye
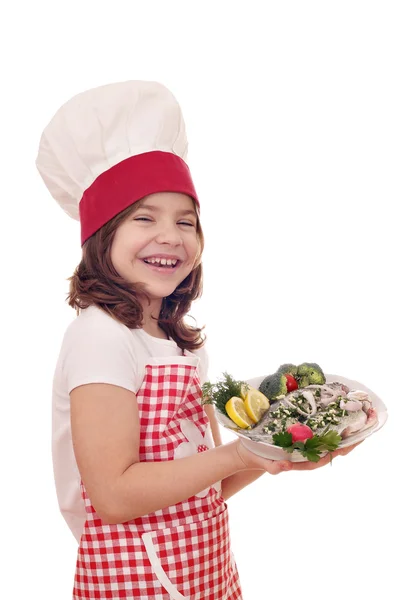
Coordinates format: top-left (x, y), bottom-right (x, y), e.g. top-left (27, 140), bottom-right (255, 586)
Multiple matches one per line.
top-left (134, 218), bottom-right (195, 226)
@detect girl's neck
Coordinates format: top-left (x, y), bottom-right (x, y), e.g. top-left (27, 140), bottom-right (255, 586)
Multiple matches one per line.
top-left (140, 297), bottom-right (169, 339)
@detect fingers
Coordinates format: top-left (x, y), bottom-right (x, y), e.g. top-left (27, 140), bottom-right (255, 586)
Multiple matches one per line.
top-left (238, 439), bottom-right (362, 473)
top-left (336, 441), bottom-right (363, 456)
top-left (291, 456), bottom-right (330, 470)
top-left (328, 442), bottom-right (361, 459)
top-left (236, 440), bottom-right (294, 474)
top-left (290, 441), bottom-right (363, 469)
top-left (291, 451), bottom-right (338, 470)
top-left (269, 462), bottom-right (292, 475)
top-left (276, 460), bottom-right (293, 473)
top-left (261, 459), bottom-right (293, 475)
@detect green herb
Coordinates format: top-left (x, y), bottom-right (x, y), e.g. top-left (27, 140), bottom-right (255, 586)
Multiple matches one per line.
top-left (201, 372), bottom-right (249, 417)
top-left (272, 431), bottom-right (293, 448)
top-left (272, 429), bottom-right (342, 462)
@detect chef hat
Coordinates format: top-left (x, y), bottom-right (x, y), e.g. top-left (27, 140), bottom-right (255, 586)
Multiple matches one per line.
top-left (36, 80), bottom-right (199, 245)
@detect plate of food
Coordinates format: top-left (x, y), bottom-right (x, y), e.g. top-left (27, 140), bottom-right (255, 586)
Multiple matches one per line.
top-left (202, 362), bottom-right (388, 462)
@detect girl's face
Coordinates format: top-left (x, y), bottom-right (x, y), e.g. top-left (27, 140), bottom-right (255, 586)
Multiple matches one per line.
top-left (111, 192), bottom-right (200, 300)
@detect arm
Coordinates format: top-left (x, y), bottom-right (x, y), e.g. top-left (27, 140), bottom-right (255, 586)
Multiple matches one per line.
top-left (71, 383), bottom-right (356, 524)
top-left (204, 404), bottom-right (266, 500)
top-left (71, 383), bottom-right (249, 524)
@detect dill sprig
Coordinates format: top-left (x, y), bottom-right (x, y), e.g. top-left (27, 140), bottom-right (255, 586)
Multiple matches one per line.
top-left (202, 372), bottom-right (250, 417)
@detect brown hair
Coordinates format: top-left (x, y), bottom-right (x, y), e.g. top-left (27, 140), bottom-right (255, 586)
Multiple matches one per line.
top-left (67, 197), bottom-right (206, 352)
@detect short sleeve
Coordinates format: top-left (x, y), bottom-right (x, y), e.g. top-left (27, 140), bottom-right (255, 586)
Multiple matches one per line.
top-left (195, 342), bottom-right (210, 387)
top-left (60, 308), bottom-right (138, 395)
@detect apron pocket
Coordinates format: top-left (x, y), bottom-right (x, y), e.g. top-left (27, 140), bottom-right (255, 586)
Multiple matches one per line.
top-left (142, 531), bottom-right (187, 600)
top-left (141, 507), bottom-right (233, 600)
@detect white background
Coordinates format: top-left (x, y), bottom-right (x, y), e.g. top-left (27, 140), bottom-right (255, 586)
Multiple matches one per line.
top-left (1, 1), bottom-right (399, 599)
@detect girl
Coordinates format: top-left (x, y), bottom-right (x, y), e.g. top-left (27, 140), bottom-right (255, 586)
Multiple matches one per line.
top-left (36, 80), bottom-right (358, 600)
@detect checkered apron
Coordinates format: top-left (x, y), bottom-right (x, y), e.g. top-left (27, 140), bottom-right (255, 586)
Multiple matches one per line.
top-left (73, 356), bottom-right (242, 599)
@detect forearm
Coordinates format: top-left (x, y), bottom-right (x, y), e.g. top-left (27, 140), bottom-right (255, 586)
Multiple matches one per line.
top-left (106, 440), bottom-right (244, 523)
top-left (222, 469), bottom-right (265, 500)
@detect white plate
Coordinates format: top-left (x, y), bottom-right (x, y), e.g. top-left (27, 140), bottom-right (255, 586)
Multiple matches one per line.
top-left (215, 373), bottom-right (388, 462)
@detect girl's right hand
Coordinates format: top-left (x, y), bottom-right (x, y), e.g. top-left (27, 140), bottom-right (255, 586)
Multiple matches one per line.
top-left (234, 439), bottom-right (293, 474)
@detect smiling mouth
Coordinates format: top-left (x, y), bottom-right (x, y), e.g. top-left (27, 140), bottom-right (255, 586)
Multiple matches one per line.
top-left (141, 259), bottom-right (182, 272)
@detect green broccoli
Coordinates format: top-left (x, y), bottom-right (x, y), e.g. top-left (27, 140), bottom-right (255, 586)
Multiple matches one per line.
top-left (259, 372), bottom-right (288, 401)
top-left (298, 375), bottom-right (310, 388)
top-left (296, 362), bottom-right (326, 385)
top-left (276, 363), bottom-right (298, 377)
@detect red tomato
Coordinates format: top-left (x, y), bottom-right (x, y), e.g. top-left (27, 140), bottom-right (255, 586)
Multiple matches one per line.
top-left (285, 374), bottom-right (298, 392)
top-left (287, 423), bottom-right (314, 443)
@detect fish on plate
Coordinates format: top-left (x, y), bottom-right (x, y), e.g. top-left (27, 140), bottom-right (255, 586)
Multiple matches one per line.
top-left (239, 381), bottom-right (378, 444)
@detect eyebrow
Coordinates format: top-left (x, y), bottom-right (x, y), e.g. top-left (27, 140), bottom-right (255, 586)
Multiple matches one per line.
top-left (137, 204), bottom-right (197, 218)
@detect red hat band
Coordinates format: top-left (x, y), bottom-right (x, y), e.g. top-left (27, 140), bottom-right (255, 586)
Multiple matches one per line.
top-left (79, 150), bottom-right (199, 245)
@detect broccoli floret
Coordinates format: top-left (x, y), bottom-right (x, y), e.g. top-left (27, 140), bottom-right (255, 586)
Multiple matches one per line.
top-left (298, 375), bottom-right (310, 388)
top-left (296, 362), bottom-right (326, 385)
top-left (259, 372), bottom-right (288, 401)
top-left (276, 363), bottom-right (298, 377)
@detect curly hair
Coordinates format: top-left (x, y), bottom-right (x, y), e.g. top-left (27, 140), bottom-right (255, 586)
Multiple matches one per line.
top-left (67, 197), bottom-right (206, 352)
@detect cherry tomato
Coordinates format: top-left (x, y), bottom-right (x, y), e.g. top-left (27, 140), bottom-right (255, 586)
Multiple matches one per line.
top-left (287, 423), bottom-right (314, 443)
top-left (285, 374), bottom-right (298, 392)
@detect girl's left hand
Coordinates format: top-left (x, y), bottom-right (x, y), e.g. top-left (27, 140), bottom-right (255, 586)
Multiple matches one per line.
top-left (289, 441), bottom-right (362, 471)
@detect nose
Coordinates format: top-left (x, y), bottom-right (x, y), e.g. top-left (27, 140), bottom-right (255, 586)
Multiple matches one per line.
top-left (155, 222), bottom-right (184, 246)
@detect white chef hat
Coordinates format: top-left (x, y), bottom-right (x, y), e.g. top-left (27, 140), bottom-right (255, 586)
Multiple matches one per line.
top-left (36, 80), bottom-right (199, 245)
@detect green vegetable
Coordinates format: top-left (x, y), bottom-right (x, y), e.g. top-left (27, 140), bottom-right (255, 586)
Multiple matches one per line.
top-left (276, 363), bottom-right (298, 377)
top-left (263, 362), bottom-right (326, 395)
top-left (272, 428), bottom-right (341, 462)
top-left (298, 375), bottom-right (310, 388)
top-left (296, 362), bottom-right (326, 385)
top-left (202, 372), bottom-right (249, 417)
top-left (259, 372), bottom-right (288, 401)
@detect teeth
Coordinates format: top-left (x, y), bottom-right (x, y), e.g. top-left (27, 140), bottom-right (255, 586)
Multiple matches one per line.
top-left (143, 257), bottom-right (178, 266)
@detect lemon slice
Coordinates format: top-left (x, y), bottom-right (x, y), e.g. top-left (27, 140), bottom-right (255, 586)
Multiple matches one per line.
top-left (244, 389), bottom-right (270, 423)
top-left (225, 396), bottom-right (254, 428)
top-left (240, 383), bottom-right (257, 400)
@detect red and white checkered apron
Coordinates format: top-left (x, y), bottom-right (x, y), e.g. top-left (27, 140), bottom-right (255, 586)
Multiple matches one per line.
top-left (73, 356), bottom-right (242, 599)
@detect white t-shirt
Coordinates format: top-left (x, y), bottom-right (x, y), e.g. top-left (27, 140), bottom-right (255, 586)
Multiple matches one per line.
top-left (52, 305), bottom-right (209, 542)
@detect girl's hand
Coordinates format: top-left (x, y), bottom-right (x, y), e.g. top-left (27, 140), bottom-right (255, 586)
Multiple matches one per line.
top-left (234, 438), bottom-right (362, 474)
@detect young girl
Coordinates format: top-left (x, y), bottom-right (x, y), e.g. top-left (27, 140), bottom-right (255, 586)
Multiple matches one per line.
top-left (36, 80), bottom-right (358, 600)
